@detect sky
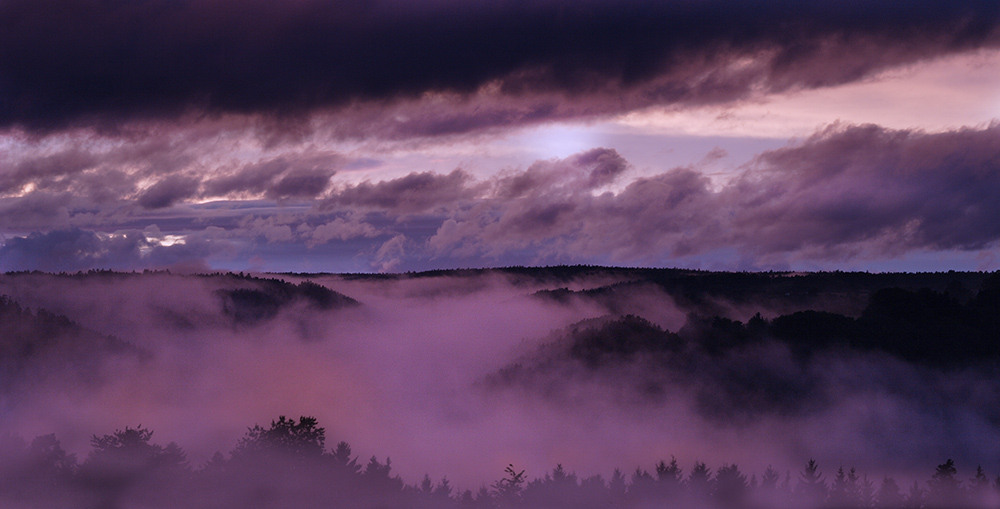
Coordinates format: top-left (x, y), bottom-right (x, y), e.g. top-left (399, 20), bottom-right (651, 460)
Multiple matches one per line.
top-left (2, 0), bottom-right (1000, 273)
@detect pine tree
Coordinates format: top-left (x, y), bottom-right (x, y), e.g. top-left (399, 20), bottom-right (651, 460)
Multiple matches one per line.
top-left (926, 459), bottom-right (964, 507)
top-left (797, 459), bottom-right (827, 506)
top-left (875, 476), bottom-right (905, 508)
top-left (714, 464), bottom-right (748, 507)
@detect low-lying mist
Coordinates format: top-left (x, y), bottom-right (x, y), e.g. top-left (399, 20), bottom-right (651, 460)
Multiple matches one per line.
top-left (0, 268), bottom-right (997, 507)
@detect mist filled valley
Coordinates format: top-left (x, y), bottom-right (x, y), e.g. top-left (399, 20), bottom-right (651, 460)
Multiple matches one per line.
top-left (0, 267), bottom-right (998, 507)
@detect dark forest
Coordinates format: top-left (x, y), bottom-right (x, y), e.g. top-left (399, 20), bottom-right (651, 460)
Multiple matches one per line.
top-left (1, 267), bottom-right (999, 508)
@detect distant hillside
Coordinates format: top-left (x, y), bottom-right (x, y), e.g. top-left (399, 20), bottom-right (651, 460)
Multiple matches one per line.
top-left (488, 271), bottom-right (1000, 424)
top-left (214, 274), bottom-right (360, 325)
top-left (0, 295), bottom-right (143, 395)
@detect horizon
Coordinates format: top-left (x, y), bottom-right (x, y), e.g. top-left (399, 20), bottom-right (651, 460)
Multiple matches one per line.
top-left (5, 264), bottom-right (997, 277)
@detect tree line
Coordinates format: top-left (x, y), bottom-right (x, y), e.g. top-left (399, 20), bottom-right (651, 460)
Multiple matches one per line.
top-left (0, 416), bottom-right (997, 508)
top-left (550, 272), bottom-right (1000, 371)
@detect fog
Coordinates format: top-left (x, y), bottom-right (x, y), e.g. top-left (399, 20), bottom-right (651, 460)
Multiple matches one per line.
top-left (0, 268), bottom-right (998, 506)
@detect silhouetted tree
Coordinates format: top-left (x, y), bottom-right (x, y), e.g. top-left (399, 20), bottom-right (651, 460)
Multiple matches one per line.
top-left (492, 464), bottom-right (526, 507)
top-left (760, 465), bottom-right (781, 492)
top-left (927, 459), bottom-right (964, 507)
top-left (331, 440), bottom-right (362, 476)
top-left (830, 466), bottom-right (851, 505)
top-left (200, 451), bottom-right (228, 476)
top-left (434, 477), bottom-right (454, 501)
top-left (568, 315), bottom-right (684, 366)
top-left (460, 486), bottom-right (497, 509)
top-left (359, 455), bottom-right (406, 507)
top-left (687, 461), bottom-right (713, 502)
top-left (715, 463), bottom-right (749, 507)
top-left (80, 426), bottom-right (189, 507)
top-left (797, 459), bottom-right (828, 506)
top-left (7, 409), bottom-right (1000, 509)
top-left (24, 433), bottom-right (77, 483)
top-left (905, 480), bottom-right (925, 509)
top-left (830, 466), bottom-right (864, 507)
top-left (86, 426), bottom-right (188, 473)
top-left (875, 476), bottom-right (906, 508)
top-left (655, 456), bottom-right (684, 500)
top-left (232, 415), bottom-right (325, 460)
top-left (859, 472), bottom-right (875, 508)
top-left (629, 466), bottom-right (657, 503)
top-left (967, 465), bottom-right (993, 506)
top-left (525, 464), bottom-right (584, 508)
top-left (608, 468), bottom-right (627, 505)
top-left (0, 433), bottom-right (77, 505)
top-left (578, 474), bottom-right (609, 509)
top-left (412, 473), bottom-right (454, 508)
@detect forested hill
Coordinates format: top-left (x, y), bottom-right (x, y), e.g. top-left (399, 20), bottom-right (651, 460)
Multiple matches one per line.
top-left (0, 296), bottom-right (141, 395)
top-left (2, 266), bottom-right (1000, 508)
top-left (542, 278), bottom-right (1000, 368)
top-left (338, 265), bottom-right (988, 317)
top-left (488, 271), bottom-right (1000, 427)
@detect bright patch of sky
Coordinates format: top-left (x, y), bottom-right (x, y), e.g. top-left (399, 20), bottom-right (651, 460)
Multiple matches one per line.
top-left (331, 50), bottom-right (1000, 189)
top-left (616, 49), bottom-right (1000, 139)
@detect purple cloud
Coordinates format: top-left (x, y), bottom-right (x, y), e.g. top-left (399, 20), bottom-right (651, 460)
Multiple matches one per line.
top-left (269, 170), bottom-right (333, 200)
top-left (0, 149), bottom-right (99, 194)
top-left (327, 169), bottom-right (482, 215)
top-left (203, 157), bottom-right (338, 200)
top-left (427, 125), bottom-right (1000, 266)
top-left (138, 175), bottom-right (200, 209)
top-left (1, 0), bottom-right (997, 132)
top-left (731, 123), bottom-right (1000, 256)
top-left (2, 125), bottom-right (999, 273)
top-left (308, 216), bottom-right (382, 247)
top-left (0, 193), bottom-right (74, 231)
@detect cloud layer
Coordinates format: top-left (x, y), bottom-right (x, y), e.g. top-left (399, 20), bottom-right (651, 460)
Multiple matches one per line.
top-left (1, 123), bottom-right (999, 272)
top-left (1, 1), bottom-right (998, 272)
top-left (1, 0), bottom-right (998, 133)
top-left (427, 123), bottom-right (1000, 266)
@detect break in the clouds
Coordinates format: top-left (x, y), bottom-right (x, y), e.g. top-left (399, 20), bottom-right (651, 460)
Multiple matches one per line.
top-left (1, 0), bottom-right (998, 133)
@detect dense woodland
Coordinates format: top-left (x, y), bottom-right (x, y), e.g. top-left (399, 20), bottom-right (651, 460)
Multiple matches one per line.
top-left (537, 273), bottom-right (1000, 368)
top-left (3, 268), bottom-right (1000, 507)
top-left (0, 415), bottom-right (996, 508)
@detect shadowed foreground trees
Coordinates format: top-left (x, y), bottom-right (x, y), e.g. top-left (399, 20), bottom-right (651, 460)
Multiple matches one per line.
top-left (1, 417), bottom-right (999, 508)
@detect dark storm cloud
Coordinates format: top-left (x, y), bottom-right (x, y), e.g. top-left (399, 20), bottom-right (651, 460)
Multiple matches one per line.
top-left (494, 148), bottom-right (629, 199)
top-left (137, 175), bottom-right (200, 209)
top-left (328, 169), bottom-right (482, 214)
top-left (202, 157), bottom-right (338, 200)
top-left (0, 150), bottom-right (99, 194)
top-left (269, 170), bottom-right (333, 199)
top-left (1, 0), bottom-right (997, 132)
top-left (732, 123), bottom-right (1000, 257)
top-left (0, 193), bottom-right (73, 230)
